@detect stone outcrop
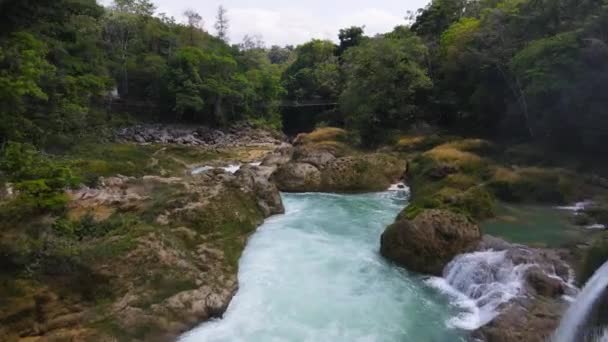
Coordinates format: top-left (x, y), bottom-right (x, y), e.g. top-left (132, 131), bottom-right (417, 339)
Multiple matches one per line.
top-left (271, 144), bottom-right (406, 193)
top-left (380, 209), bottom-right (481, 275)
top-left (2, 148), bottom-right (285, 341)
top-left (116, 122), bottom-right (285, 148)
top-left (272, 162), bottom-right (322, 192)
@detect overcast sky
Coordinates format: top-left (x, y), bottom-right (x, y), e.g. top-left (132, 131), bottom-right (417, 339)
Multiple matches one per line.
top-left (98, 0), bottom-right (430, 46)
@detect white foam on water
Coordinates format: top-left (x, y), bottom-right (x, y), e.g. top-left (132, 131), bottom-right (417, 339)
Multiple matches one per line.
top-left (386, 182), bottom-right (410, 201)
top-left (179, 192), bottom-right (466, 342)
top-left (557, 200), bottom-right (594, 212)
top-left (191, 166), bottom-right (214, 175)
top-left (427, 250), bottom-right (530, 330)
top-left (586, 224), bottom-right (607, 230)
top-left (192, 164), bottom-right (242, 175)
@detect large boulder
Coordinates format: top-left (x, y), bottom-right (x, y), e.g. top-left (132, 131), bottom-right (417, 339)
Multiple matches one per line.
top-left (292, 145), bottom-right (336, 169)
top-left (320, 154), bottom-right (405, 192)
top-left (380, 209), bottom-right (481, 275)
top-left (235, 165), bottom-right (284, 216)
top-left (271, 162), bottom-right (322, 192)
top-left (261, 143), bottom-right (293, 167)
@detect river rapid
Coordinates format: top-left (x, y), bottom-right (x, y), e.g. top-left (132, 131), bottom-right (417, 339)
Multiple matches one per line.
top-left (180, 191), bottom-right (469, 341)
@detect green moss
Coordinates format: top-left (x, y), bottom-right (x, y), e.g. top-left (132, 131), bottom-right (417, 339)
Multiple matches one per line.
top-left (65, 143), bottom-right (226, 186)
top-left (488, 167), bottom-right (575, 203)
top-left (405, 144), bottom-right (495, 222)
top-left (321, 154), bottom-right (405, 192)
top-left (131, 271), bottom-right (197, 309)
top-left (171, 188), bottom-right (264, 268)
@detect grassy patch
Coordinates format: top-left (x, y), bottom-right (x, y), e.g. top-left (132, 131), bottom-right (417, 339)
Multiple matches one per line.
top-left (405, 139), bottom-right (495, 221)
top-left (487, 166), bottom-right (575, 203)
top-left (65, 143), bottom-right (226, 186)
top-left (302, 127), bottom-right (348, 144)
top-left (395, 134), bottom-right (446, 152)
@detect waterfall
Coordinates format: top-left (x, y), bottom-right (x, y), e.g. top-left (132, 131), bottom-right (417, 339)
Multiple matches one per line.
top-left (426, 250), bottom-right (530, 330)
top-left (554, 260), bottom-right (608, 342)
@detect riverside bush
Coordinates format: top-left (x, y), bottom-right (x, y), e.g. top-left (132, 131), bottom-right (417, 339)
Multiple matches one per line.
top-left (0, 142), bottom-right (77, 216)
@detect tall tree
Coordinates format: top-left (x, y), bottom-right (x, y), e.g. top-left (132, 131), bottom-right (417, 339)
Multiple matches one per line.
top-left (215, 5), bottom-right (229, 43)
top-left (338, 26), bottom-right (365, 55)
top-left (183, 9), bottom-right (203, 46)
top-left (341, 30), bottom-right (432, 146)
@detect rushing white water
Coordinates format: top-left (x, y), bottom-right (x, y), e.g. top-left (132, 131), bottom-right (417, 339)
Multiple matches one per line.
top-left (557, 200), bottom-right (595, 212)
top-left (191, 162), bottom-right (261, 175)
top-left (180, 191), bottom-right (467, 342)
top-left (554, 260), bottom-right (608, 342)
top-left (426, 250), bottom-right (530, 330)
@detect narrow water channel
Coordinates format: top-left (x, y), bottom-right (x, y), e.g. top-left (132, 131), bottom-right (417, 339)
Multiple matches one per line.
top-left (180, 192), bottom-right (467, 341)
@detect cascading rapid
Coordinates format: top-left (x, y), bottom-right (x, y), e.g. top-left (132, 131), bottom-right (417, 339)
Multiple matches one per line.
top-left (426, 250), bottom-right (530, 330)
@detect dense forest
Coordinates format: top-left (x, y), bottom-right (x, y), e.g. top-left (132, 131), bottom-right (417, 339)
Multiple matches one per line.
top-left (2, 0), bottom-right (607, 149)
top-left (1, 0), bottom-right (608, 213)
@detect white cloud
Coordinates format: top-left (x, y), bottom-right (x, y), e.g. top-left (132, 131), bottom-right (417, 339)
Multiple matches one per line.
top-left (229, 7), bottom-right (406, 46)
top-left (97, 0), bottom-right (428, 46)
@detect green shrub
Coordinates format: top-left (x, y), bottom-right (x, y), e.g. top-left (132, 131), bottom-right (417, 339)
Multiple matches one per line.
top-left (53, 213), bottom-right (141, 240)
top-left (0, 142), bottom-right (77, 215)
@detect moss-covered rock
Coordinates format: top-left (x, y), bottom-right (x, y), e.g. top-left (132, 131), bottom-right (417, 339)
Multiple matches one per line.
top-left (380, 209), bottom-right (481, 275)
top-left (272, 162), bottom-right (322, 192)
top-left (320, 154), bottom-right (405, 192)
top-left (0, 159), bottom-right (284, 341)
top-left (404, 145), bottom-right (495, 222)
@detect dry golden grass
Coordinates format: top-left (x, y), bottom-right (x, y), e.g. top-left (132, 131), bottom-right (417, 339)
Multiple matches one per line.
top-left (424, 145), bottom-right (483, 166)
top-left (445, 173), bottom-right (478, 189)
top-left (442, 138), bottom-right (491, 152)
top-left (396, 136), bottom-right (425, 148)
top-left (492, 166), bottom-right (521, 183)
top-left (304, 127), bottom-right (348, 143)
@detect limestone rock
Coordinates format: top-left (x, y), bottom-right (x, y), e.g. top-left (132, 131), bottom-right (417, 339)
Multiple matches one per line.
top-left (271, 162), bottom-right (322, 192)
top-left (320, 154), bottom-right (405, 192)
top-left (380, 209), bottom-right (481, 275)
top-left (292, 146), bottom-right (336, 169)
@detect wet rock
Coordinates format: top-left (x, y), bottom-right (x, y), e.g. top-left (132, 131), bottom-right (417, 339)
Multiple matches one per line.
top-left (526, 267), bottom-right (565, 298)
top-left (236, 165), bottom-right (285, 216)
top-left (380, 209), bottom-right (481, 275)
top-left (470, 236), bottom-right (575, 342)
top-left (271, 162), bottom-right (322, 192)
top-left (473, 297), bottom-right (566, 342)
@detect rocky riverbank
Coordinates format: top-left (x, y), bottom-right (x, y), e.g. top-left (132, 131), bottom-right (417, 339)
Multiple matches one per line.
top-left (380, 134), bottom-right (608, 341)
top-left (115, 123), bottom-right (284, 148)
top-left (0, 125), bottom-right (288, 341)
top-left (3, 126), bottom-right (608, 341)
